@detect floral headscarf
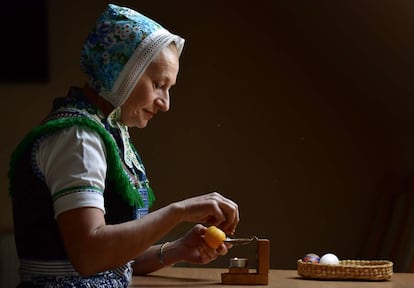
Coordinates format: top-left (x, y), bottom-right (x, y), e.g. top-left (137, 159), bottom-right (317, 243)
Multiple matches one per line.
top-left (80, 3), bottom-right (185, 107)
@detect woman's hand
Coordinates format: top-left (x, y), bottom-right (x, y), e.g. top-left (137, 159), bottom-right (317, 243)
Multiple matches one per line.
top-left (173, 224), bottom-right (229, 264)
top-left (132, 224), bottom-right (230, 274)
top-left (177, 192), bottom-right (239, 235)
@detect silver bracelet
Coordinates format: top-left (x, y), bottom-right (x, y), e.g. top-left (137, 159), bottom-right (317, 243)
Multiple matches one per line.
top-left (159, 242), bottom-right (170, 266)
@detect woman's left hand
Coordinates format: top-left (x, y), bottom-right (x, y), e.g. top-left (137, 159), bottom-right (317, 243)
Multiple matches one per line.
top-left (173, 224), bottom-right (229, 264)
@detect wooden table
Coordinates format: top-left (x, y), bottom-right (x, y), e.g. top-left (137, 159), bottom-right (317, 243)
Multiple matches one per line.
top-left (130, 267), bottom-right (413, 287)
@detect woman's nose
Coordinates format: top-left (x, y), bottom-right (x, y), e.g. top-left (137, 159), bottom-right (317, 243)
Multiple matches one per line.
top-left (155, 94), bottom-right (170, 112)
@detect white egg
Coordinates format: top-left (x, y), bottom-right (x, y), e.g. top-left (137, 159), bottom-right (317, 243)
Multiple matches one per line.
top-left (319, 253), bottom-right (339, 265)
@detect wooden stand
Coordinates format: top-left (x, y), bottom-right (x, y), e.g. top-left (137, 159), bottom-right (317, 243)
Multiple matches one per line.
top-left (221, 239), bottom-right (270, 285)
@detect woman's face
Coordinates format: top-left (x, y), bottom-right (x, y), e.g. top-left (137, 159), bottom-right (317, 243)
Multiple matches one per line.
top-left (121, 45), bottom-right (180, 128)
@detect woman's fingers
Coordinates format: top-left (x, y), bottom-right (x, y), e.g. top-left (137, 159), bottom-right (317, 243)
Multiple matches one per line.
top-left (209, 193), bottom-right (239, 234)
top-left (180, 192), bottom-right (239, 234)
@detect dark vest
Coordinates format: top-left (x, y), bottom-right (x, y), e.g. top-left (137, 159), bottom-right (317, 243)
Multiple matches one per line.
top-left (9, 87), bottom-right (155, 260)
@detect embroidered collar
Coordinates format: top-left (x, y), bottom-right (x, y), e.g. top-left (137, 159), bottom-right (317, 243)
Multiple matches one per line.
top-left (107, 107), bottom-right (145, 173)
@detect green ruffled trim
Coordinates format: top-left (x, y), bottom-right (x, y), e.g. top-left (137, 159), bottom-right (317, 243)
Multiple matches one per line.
top-left (8, 116), bottom-right (155, 208)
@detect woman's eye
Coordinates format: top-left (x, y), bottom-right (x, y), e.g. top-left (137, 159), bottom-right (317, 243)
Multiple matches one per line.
top-left (154, 82), bottom-right (162, 89)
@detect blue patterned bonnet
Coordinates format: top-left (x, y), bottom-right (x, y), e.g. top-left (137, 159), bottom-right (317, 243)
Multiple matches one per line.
top-left (80, 3), bottom-right (185, 107)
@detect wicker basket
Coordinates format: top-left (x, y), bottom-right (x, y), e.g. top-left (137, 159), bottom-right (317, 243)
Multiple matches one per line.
top-left (297, 259), bottom-right (393, 281)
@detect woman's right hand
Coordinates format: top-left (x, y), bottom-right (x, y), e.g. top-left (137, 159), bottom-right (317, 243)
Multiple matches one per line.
top-left (177, 192), bottom-right (239, 235)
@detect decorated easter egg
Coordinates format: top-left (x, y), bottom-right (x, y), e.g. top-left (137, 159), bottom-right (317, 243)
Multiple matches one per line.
top-left (303, 253), bottom-right (320, 264)
top-left (319, 253), bottom-right (339, 265)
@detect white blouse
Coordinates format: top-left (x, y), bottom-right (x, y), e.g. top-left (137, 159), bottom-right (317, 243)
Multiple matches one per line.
top-left (35, 126), bottom-right (107, 217)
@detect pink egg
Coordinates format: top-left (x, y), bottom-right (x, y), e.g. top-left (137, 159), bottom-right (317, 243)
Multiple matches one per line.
top-left (303, 253), bottom-right (320, 264)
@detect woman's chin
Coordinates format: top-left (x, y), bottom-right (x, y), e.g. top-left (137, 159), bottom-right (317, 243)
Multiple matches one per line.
top-left (136, 121), bottom-right (149, 129)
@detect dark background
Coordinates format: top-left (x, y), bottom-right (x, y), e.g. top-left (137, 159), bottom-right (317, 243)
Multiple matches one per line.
top-left (1, 0), bottom-right (414, 272)
top-left (0, 0), bottom-right (48, 82)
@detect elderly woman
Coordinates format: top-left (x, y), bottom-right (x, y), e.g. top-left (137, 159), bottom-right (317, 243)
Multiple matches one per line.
top-left (9, 4), bottom-right (239, 287)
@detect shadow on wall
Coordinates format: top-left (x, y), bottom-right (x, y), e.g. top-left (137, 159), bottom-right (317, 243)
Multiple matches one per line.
top-left (361, 172), bottom-right (414, 272)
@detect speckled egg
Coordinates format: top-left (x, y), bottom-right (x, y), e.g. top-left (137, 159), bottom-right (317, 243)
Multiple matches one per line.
top-left (319, 253), bottom-right (339, 265)
top-left (302, 253), bottom-right (320, 264)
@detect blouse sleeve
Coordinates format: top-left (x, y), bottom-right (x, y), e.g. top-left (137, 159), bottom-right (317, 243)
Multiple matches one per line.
top-left (36, 126), bottom-right (107, 218)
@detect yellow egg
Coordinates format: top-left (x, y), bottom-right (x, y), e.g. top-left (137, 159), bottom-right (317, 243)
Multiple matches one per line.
top-left (204, 226), bottom-right (226, 249)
